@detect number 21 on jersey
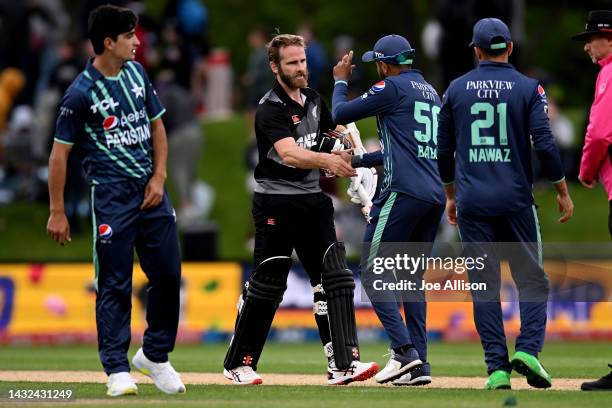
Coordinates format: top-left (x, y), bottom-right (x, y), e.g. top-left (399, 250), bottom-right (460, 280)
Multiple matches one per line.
top-left (469, 102), bottom-right (511, 163)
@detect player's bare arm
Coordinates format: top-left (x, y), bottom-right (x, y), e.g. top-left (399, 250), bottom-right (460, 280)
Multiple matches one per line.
top-left (141, 118), bottom-right (168, 209)
top-left (274, 137), bottom-right (356, 178)
top-left (553, 179), bottom-right (574, 223)
top-left (47, 141), bottom-right (73, 245)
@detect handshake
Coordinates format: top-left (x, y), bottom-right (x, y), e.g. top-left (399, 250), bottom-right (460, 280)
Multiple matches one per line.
top-left (334, 123), bottom-right (378, 222)
top-left (319, 123), bottom-right (378, 222)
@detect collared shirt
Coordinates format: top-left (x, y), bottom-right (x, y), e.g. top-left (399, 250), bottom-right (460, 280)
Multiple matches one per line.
top-left (580, 53), bottom-right (612, 199)
top-left (254, 81), bottom-right (334, 194)
top-left (54, 59), bottom-right (165, 185)
top-left (437, 61), bottom-right (564, 216)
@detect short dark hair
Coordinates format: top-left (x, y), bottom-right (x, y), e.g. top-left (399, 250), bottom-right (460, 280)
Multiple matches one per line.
top-left (479, 36), bottom-right (509, 57)
top-left (88, 5), bottom-right (137, 55)
top-left (480, 47), bottom-right (507, 58)
top-left (267, 34), bottom-right (305, 65)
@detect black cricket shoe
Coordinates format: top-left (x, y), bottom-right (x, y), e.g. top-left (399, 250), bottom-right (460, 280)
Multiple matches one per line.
top-left (392, 362), bottom-right (432, 386)
top-left (581, 364), bottom-right (612, 391)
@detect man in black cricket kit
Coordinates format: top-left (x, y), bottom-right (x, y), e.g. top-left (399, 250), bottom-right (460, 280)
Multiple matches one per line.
top-left (223, 33), bottom-right (378, 385)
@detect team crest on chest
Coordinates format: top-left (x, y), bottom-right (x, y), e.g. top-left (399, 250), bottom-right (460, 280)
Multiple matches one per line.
top-left (131, 83), bottom-right (144, 98)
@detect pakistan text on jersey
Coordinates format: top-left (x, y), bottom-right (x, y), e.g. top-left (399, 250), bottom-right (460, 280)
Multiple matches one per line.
top-left (469, 148), bottom-right (511, 163)
top-left (105, 124), bottom-right (151, 148)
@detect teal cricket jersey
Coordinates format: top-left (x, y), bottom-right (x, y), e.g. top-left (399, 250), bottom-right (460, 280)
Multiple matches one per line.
top-left (54, 59), bottom-right (166, 185)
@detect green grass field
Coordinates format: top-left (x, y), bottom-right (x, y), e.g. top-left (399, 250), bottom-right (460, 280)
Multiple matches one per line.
top-left (0, 341), bottom-right (610, 407)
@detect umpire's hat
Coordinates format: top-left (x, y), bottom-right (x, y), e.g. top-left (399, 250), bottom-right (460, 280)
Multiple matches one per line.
top-left (469, 18), bottom-right (512, 51)
top-left (572, 10), bottom-right (612, 41)
top-left (362, 34), bottom-right (415, 65)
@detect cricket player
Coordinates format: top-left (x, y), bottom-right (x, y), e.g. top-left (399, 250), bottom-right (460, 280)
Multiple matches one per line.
top-left (571, 9), bottom-right (612, 392)
top-left (46, 5), bottom-right (185, 396)
top-left (332, 34), bottom-right (445, 386)
top-left (437, 17), bottom-right (574, 390)
top-left (222, 33), bottom-right (378, 386)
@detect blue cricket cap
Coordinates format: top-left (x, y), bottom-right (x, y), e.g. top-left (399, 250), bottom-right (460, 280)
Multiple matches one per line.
top-left (362, 34), bottom-right (415, 65)
top-left (469, 18), bottom-right (512, 50)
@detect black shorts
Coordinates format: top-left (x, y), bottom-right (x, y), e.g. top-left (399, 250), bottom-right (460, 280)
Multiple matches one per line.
top-left (252, 192), bottom-right (336, 285)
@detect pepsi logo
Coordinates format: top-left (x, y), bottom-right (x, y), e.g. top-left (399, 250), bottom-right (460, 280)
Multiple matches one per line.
top-left (369, 81), bottom-right (386, 94)
top-left (103, 115), bottom-right (119, 131)
top-left (291, 115), bottom-right (301, 124)
top-left (98, 224), bottom-right (113, 239)
top-left (538, 85), bottom-right (546, 97)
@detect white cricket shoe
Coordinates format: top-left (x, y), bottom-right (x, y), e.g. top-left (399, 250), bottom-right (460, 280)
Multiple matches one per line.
top-left (374, 348), bottom-right (422, 383)
top-left (132, 348), bottom-right (186, 394)
top-left (328, 360), bottom-right (379, 385)
top-left (223, 366), bottom-right (263, 385)
top-left (106, 372), bottom-right (138, 397)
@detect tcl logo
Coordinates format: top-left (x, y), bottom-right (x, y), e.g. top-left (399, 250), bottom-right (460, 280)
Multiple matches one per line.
top-left (90, 97), bottom-right (119, 114)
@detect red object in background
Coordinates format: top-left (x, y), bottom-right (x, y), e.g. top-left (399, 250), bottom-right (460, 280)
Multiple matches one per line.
top-left (207, 49), bottom-right (230, 65)
top-left (318, 175), bottom-right (338, 196)
top-left (135, 25), bottom-right (151, 70)
top-left (28, 264), bottom-right (44, 284)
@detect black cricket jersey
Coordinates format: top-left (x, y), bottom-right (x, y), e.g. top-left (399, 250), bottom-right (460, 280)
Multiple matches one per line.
top-left (254, 81), bottom-right (334, 194)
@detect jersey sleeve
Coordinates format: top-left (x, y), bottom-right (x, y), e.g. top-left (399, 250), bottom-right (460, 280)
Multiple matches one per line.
top-left (528, 82), bottom-right (564, 183)
top-left (352, 150), bottom-right (384, 167)
top-left (131, 62), bottom-right (165, 121)
top-left (255, 103), bottom-right (293, 144)
top-left (332, 79), bottom-right (398, 124)
top-left (580, 68), bottom-right (612, 182)
top-left (54, 89), bottom-right (86, 145)
top-left (436, 87), bottom-right (457, 184)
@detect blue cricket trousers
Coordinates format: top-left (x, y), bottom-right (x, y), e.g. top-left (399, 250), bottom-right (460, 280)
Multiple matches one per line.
top-left (458, 204), bottom-right (548, 374)
top-left (362, 192), bottom-right (444, 362)
top-left (91, 179), bottom-right (181, 374)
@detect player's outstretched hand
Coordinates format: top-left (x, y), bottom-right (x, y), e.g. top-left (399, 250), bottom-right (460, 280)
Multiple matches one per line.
top-left (557, 193), bottom-right (574, 223)
top-left (47, 211), bottom-right (71, 246)
top-left (333, 50), bottom-right (355, 82)
top-left (141, 174), bottom-right (165, 209)
top-left (445, 198), bottom-right (457, 226)
top-left (326, 154), bottom-right (356, 178)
